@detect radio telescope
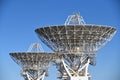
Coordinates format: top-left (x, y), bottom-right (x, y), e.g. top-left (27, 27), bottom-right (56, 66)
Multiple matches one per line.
top-left (10, 42), bottom-right (55, 80)
top-left (35, 13), bottom-right (116, 80)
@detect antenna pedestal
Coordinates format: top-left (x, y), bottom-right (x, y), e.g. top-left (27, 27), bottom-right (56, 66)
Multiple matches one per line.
top-left (62, 59), bottom-right (90, 80)
top-left (56, 54), bottom-right (92, 80)
top-left (21, 70), bottom-right (45, 80)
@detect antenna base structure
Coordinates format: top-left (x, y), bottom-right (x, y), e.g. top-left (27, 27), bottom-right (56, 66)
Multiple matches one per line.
top-left (21, 70), bottom-right (45, 80)
top-left (55, 54), bottom-right (95, 80)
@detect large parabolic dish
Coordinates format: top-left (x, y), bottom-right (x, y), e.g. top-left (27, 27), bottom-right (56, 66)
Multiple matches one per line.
top-left (35, 25), bottom-right (116, 53)
top-left (10, 52), bottom-right (54, 70)
top-left (10, 52), bottom-right (55, 80)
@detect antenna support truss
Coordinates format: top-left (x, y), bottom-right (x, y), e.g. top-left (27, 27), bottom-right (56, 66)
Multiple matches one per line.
top-left (65, 13), bottom-right (85, 25)
top-left (27, 42), bottom-right (44, 52)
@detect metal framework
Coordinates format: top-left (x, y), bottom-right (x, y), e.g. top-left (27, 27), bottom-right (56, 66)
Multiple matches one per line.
top-left (54, 53), bottom-right (95, 80)
top-left (10, 43), bottom-right (54, 80)
top-left (65, 13), bottom-right (85, 25)
top-left (35, 13), bottom-right (116, 80)
top-left (27, 42), bottom-right (44, 52)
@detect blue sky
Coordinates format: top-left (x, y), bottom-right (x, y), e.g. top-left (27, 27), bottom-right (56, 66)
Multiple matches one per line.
top-left (0, 0), bottom-right (120, 80)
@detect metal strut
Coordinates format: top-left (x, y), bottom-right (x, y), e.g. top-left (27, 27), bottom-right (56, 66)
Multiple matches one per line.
top-left (27, 42), bottom-right (44, 52)
top-left (21, 70), bottom-right (46, 80)
top-left (60, 58), bottom-right (90, 80)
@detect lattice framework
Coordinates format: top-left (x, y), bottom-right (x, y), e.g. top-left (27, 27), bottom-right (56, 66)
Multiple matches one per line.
top-left (10, 52), bottom-right (55, 80)
top-left (35, 25), bottom-right (116, 53)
